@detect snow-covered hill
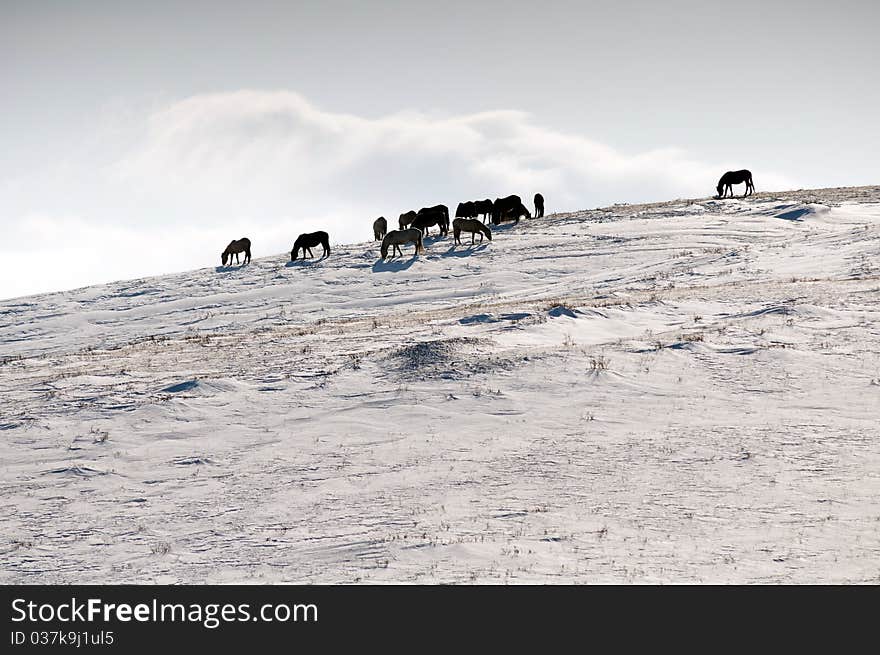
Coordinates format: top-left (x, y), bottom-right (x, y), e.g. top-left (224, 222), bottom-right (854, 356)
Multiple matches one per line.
top-left (2, 185), bottom-right (880, 583)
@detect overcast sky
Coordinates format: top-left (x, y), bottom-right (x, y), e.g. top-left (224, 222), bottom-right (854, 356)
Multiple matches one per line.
top-left (2, 0), bottom-right (878, 300)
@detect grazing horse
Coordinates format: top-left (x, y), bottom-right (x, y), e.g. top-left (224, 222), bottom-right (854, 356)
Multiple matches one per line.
top-left (380, 228), bottom-right (425, 259)
top-left (290, 231), bottom-right (330, 260)
top-left (492, 195), bottom-right (531, 225)
top-left (453, 218), bottom-right (492, 245)
top-left (534, 193), bottom-right (545, 218)
top-left (221, 238), bottom-right (251, 266)
top-left (474, 199), bottom-right (494, 222)
top-left (399, 210), bottom-right (418, 230)
top-left (412, 208), bottom-right (448, 236)
top-left (456, 201), bottom-right (477, 221)
top-left (716, 170), bottom-right (755, 198)
top-left (419, 205), bottom-right (450, 232)
top-left (373, 216), bottom-right (387, 241)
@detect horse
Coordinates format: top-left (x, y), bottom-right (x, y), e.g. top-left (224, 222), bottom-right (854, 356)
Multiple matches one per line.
top-left (419, 205), bottom-right (450, 232)
top-left (453, 218), bottom-right (492, 245)
top-left (290, 231), bottom-right (330, 260)
top-left (412, 208), bottom-right (448, 236)
top-left (455, 201), bottom-right (477, 221)
top-left (380, 228), bottom-right (425, 259)
top-left (716, 170), bottom-right (755, 198)
top-left (534, 193), bottom-right (545, 218)
top-left (399, 210), bottom-right (418, 230)
top-left (492, 195), bottom-right (531, 225)
top-left (221, 238), bottom-right (251, 266)
top-left (474, 199), bottom-right (494, 222)
top-left (373, 217), bottom-right (387, 241)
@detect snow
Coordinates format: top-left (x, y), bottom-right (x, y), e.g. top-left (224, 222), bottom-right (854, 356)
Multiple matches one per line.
top-left (2, 185), bottom-right (880, 583)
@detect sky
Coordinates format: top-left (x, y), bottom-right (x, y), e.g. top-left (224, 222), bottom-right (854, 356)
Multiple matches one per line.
top-left (1, 0), bottom-right (878, 300)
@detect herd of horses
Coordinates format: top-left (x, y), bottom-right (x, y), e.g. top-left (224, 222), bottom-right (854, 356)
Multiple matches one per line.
top-left (222, 191), bottom-right (542, 266)
top-left (221, 171), bottom-right (755, 267)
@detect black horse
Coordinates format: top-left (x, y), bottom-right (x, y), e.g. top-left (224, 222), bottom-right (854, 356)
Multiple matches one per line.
top-left (474, 199), bottom-right (494, 222)
top-left (716, 170), bottom-right (755, 198)
top-left (398, 210), bottom-right (418, 230)
top-left (418, 204), bottom-right (449, 232)
top-left (455, 201), bottom-right (477, 220)
top-left (291, 231), bottom-right (330, 260)
top-left (492, 195), bottom-right (531, 225)
top-left (412, 208), bottom-right (448, 236)
top-left (373, 217), bottom-right (387, 241)
top-left (221, 238), bottom-right (251, 266)
top-left (534, 193), bottom-right (545, 218)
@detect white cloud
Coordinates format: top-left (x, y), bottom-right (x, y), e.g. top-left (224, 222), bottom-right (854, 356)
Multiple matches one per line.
top-left (1, 89), bottom-right (795, 299)
top-left (115, 90), bottom-right (794, 210)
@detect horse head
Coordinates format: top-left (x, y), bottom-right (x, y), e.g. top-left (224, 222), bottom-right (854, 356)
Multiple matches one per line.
top-left (221, 251), bottom-right (228, 266)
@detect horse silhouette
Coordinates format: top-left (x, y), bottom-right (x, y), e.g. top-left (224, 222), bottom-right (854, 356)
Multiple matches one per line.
top-left (492, 195), bottom-right (531, 225)
top-left (474, 199), bottom-right (494, 222)
top-left (418, 205), bottom-right (450, 233)
top-left (381, 228), bottom-right (425, 259)
top-left (221, 238), bottom-right (251, 266)
top-left (534, 193), bottom-right (545, 218)
top-left (412, 208), bottom-right (448, 236)
top-left (398, 210), bottom-right (418, 230)
top-left (373, 217), bottom-right (387, 241)
top-left (290, 231), bottom-right (330, 260)
top-left (716, 170), bottom-right (755, 198)
top-left (456, 201), bottom-right (477, 221)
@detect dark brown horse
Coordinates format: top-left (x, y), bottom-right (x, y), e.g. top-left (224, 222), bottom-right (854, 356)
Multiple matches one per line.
top-left (716, 170), bottom-right (755, 198)
top-left (221, 238), bottom-right (251, 266)
top-left (373, 217), bottom-right (387, 241)
top-left (412, 208), bottom-right (448, 236)
top-left (291, 231), bottom-right (330, 260)
top-left (399, 210), bottom-right (418, 230)
top-left (455, 201), bottom-right (477, 220)
top-left (474, 199), bottom-right (494, 222)
top-left (418, 205), bottom-right (450, 232)
top-left (534, 193), bottom-right (545, 218)
top-left (491, 195), bottom-right (531, 225)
